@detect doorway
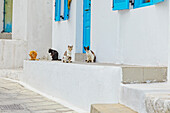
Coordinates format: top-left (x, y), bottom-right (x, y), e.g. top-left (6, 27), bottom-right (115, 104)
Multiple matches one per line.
top-left (3, 0), bottom-right (13, 33)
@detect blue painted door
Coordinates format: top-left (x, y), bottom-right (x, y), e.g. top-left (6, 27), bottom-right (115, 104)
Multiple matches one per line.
top-left (3, 0), bottom-right (13, 32)
top-left (83, 0), bottom-right (91, 53)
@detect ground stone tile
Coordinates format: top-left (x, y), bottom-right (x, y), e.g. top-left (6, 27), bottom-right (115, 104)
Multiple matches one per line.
top-left (0, 78), bottom-right (76, 113)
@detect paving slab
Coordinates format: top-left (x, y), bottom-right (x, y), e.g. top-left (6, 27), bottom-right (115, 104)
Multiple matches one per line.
top-left (91, 104), bottom-right (137, 113)
top-left (0, 78), bottom-right (76, 113)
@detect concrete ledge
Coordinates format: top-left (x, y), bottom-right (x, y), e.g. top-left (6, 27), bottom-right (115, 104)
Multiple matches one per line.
top-left (21, 61), bottom-right (122, 112)
top-left (91, 104), bottom-right (137, 113)
top-left (122, 67), bottom-right (167, 84)
top-left (0, 33), bottom-right (12, 39)
top-left (0, 69), bottom-right (23, 80)
top-left (120, 83), bottom-right (170, 113)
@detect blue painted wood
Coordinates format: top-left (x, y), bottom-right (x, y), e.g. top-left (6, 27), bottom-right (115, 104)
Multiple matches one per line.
top-left (134, 0), bottom-right (153, 8)
top-left (113, 0), bottom-right (129, 10)
top-left (83, 0), bottom-right (91, 53)
top-left (55, 0), bottom-right (61, 21)
top-left (64, 0), bottom-right (69, 20)
top-left (153, 0), bottom-right (164, 4)
top-left (134, 0), bottom-right (164, 9)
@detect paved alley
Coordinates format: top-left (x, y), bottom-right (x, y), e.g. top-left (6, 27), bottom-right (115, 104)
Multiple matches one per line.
top-left (0, 78), bottom-right (76, 113)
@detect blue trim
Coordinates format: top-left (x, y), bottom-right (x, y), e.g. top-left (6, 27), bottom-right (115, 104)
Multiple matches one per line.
top-left (83, 0), bottom-right (91, 53)
top-left (153, 0), bottom-right (164, 4)
top-left (134, 0), bottom-right (164, 9)
top-left (55, 0), bottom-right (61, 21)
top-left (113, 0), bottom-right (129, 10)
top-left (64, 0), bottom-right (69, 20)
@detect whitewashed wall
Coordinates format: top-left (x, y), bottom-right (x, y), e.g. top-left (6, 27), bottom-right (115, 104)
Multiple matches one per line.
top-left (0, 0), bottom-right (4, 32)
top-left (12, 0), bottom-right (53, 59)
top-left (0, 0), bottom-right (53, 69)
top-left (26, 0), bottom-right (53, 59)
top-left (12, 0), bottom-right (27, 40)
top-left (52, 0), bottom-right (83, 60)
top-left (91, 0), bottom-right (169, 66)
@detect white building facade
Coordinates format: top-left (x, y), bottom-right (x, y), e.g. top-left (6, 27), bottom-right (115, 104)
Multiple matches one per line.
top-left (0, 0), bottom-right (170, 112)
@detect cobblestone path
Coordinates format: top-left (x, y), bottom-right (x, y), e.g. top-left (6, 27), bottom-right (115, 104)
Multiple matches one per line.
top-left (0, 78), bottom-right (76, 113)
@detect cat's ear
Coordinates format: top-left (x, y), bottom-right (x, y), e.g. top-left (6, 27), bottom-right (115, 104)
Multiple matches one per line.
top-left (87, 46), bottom-right (89, 50)
top-left (84, 47), bottom-right (86, 50)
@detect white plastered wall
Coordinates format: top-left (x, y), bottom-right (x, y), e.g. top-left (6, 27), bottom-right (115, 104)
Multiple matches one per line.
top-left (26, 0), bottom-right (53, 59)
top-left (52, 0), bottom-right (83, 59)
top-left (12, 0), bottom-right (27, 40)
top-left (0, 0), bottom-right (4, 32)
top-left (0, 0), bottom-right (53, 69)
top-left (91, 0), bottom-right (169, 66)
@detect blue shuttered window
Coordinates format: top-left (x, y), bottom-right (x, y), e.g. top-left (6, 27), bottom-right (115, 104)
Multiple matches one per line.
top-left (134, 0), bottom-right (164, 9)
top-left (113, 0), bottom-right (129, 10)
top-left (64, 0), bottom-right (69, 20)
top-left (55, 0), bottom-right (61, 21)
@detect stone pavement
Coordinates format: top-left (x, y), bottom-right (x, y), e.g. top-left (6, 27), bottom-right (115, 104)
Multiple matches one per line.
top-left (0, 78), bottom-right (77, 113)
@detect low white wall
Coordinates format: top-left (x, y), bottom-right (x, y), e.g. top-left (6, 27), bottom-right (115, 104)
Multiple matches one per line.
top-left (91, 0), bottom-right (169, 66)
top-left (52, 0), bottom-right (83, 60)
top-left (0, 0), bottom-right (4, 32)
top-left (0, 40), bottom-right (27, 69)
top-left (21, 61), bottom-right (122, 112)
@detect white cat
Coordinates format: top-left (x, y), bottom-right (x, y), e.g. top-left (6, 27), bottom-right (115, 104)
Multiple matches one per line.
top-left (63, 45), bottom-right (73, 63)
top-left (84, 46), bottom-right (96, 63)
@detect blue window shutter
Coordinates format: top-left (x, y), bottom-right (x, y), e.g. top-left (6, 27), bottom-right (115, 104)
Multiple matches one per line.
top-left (113, 0), bottom-right (129, 10)
top-left (153, 0), bottom-right (164, 4)
top-left (64, 0), bottom-right (69, 20)
top-left (134, 0), bottom-right (154, 9)
top-left (55, 0), bottom-right (61, 21)
top-left (133, 0), bottom-right (141, 8)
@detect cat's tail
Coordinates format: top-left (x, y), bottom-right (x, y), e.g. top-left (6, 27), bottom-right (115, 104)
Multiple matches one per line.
top-left (57, 59), bottom-right (62, 61)
top-left (94, 56), bottom-right (96, 62)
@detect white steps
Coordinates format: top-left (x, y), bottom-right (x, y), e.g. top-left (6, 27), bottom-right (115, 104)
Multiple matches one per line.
top-left (120, 83), bottom-right (170, 113)
top-left (145, 93), bottom-right (170, 113)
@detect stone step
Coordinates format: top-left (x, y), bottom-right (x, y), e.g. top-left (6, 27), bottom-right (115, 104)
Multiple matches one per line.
top-left (91, 104), bottom-right (137, 113)
top-left (75, 53), bottom-right (86, 62)
top-left (120, 83), bottom-right (170, 113)
top-left (122, 67), bottom-right (167, 84)
top-left (145, 93), bottom-right (170, 113)
top-left (0, 33), bottom-right (12, 39)
top-left (0, 69), bottom-right (23, 80)
top-left (75, 53), bottom-right (167, 84)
